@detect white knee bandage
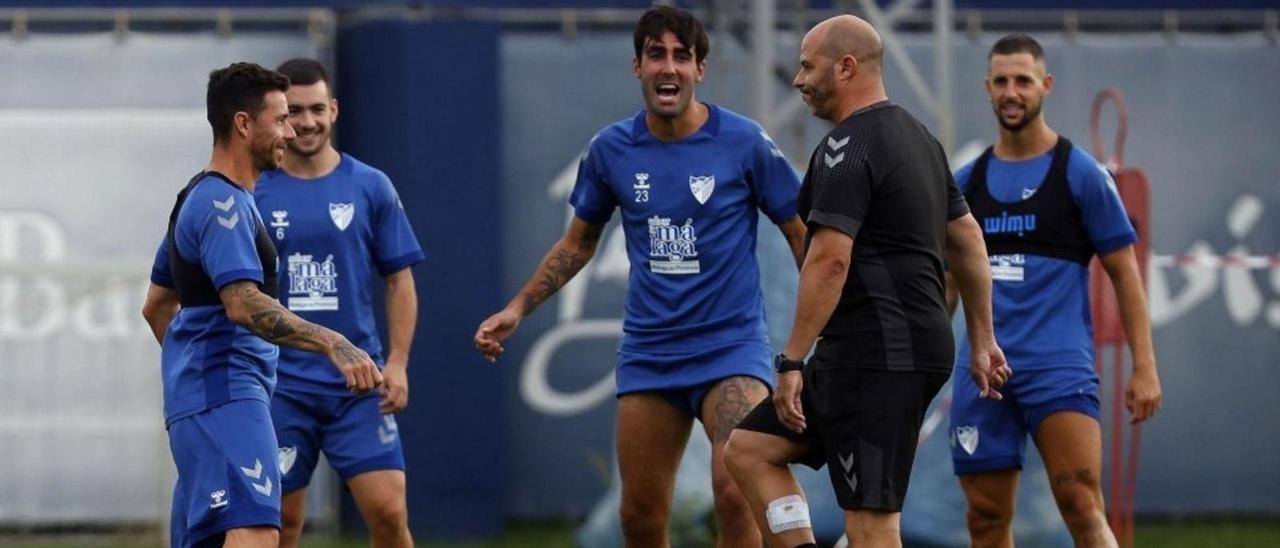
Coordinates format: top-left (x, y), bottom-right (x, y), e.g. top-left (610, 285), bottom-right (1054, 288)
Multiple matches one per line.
top-left (765, 494), bottom-right (811, 534)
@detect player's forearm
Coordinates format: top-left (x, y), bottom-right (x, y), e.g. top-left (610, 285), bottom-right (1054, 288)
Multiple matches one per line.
top-left (778, 216), bottom-right (808, 271)
top-left (384, 268), bottom-right (418, 366)
top-left (947, 224), bottom-right (996, 344)
top-left (507, 235), bottom-right (597, 318)
top-left (1105, 250), bottom-right (1158, 371)
top-left (944, 271), bottom-right (959, 318)
top-left (145, 310), bottom-right (175, 345)
top-left (219, 281), bottom-right (347, 355)
top-left (142, 305), bottom-right (178, 346)
top-left (141, 283), bottom-right (180, 346)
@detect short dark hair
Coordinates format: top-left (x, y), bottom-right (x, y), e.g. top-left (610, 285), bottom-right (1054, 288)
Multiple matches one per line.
top-left (988, 33), bottom-right (1045, 62)
top-left (633, 5), bottom-right (709, 64)
top-left (206, 62), bottom-right (290, 143)
top-left (276, 57), bottom-right (331, 88)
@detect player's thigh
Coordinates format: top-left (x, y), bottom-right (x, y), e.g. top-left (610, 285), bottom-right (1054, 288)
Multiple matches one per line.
top-left (699, 375), bottom-right (770, 444)
top-left (1033, 411), bottom-right (1104, 496)
top-left (321, 394), bottom-right (406, 483)
top-left (958, 469), bottom-right (1020, 517)
top-left (731, 376), bottom-right (826, 471)
top-left (271, 390), bottom-right (325, 494)
top-left (222, 526), bottom-right (280, 548)
top-left (949, 364), bottom-right (1030, 476)
top-left (347, 469), bottom-right (408, 518)
top-left (616, 393), bottom-right (694, 505)
top-left (1020, 366), bottom-right (1104, 491)
top-left (812, 368), bottom-right (947, 512)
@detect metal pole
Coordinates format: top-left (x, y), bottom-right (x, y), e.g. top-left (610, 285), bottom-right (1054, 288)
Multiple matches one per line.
top-left (859, 0), bottom-right (939, 116)
top-left (934, 0), bottom-right (954, 155)
top-left (753, 0), bottom-right (777, 131)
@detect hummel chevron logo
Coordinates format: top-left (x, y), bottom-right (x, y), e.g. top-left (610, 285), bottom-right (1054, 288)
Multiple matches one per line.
top-left (252, 477), bottom-right (273, 496)
top-left (824, 152), bottom-right (845, 168)
top-left (378, 415), bottom-right (399, 445)
top-left (217, 213), bottom-right (240, 229)
top-left (242, 459), bottom-right (274, 496)
top-left (827, 135), bottom-right (850, 151)
top-left (241, 459), bottom-right (264, 479)
top-left (213, 195), bottom-right (235, 211)
top-left (838, 452), bottom-right (858, 493)
top-left (378, 425), bottom-right (397, 444)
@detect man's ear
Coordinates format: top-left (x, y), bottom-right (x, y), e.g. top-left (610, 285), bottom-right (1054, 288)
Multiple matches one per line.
top-left (838, 54), bottom-right (859, 81)
top-left (234, 111), bottom-right (253, 139)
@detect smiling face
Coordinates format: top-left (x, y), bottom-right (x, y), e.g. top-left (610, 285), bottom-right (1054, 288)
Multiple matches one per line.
top-left (633, 30), bottom-right (705, 121)
top-left (284, 81), bottom-right (336, 158)
top-left (986, 52), bottom-right (1052, 132)
top-left (248, 90), bottom-right (295, 171)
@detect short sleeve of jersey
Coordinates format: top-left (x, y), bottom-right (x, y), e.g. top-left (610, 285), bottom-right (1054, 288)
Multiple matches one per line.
top-left (568, 134), bottom-right (618, 224)
top-left (749, 129), bottom-right (801, 224)
top-left (370, 173), bottom-right (426, 275)
top-left (1068, 152), bottom-right (1137, 255)
top-left (150, 237), bottom-right (173, 288)
top-left (174, 182), bottom-right (265, 290)
top-left (806, 137), bottom-right (872, 239)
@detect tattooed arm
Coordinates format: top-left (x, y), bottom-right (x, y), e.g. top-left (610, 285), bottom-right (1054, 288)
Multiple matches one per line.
top-left (473, 217), bottom-right (606, 362)
top-left (219, 280), bottom-right (383, 393)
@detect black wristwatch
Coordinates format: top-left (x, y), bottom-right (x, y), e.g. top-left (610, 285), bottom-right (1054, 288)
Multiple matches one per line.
top-left (773, 353), bottom-right (805, 373)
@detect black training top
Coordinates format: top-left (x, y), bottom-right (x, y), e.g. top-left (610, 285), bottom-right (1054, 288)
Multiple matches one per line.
top-left (798, 101), bottom-right (969, 373)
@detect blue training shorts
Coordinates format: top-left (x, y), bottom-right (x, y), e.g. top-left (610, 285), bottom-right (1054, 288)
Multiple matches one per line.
top-left (949, 363), bottom-right (1101, 475)
top-left (616, 340), bottom-right (773, 418)
top-left (271, 389), bottom-right (405, 494)
top-left (168, 399), bottom-right (281, 548)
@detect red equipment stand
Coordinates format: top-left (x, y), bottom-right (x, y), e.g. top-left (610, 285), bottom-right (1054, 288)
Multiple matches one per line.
top-left (1088, 88), bottom-right (1148, 548)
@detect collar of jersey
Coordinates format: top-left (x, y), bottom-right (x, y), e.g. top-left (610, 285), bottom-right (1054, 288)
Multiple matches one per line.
top-left (631, 102), bottom-right (721, 143)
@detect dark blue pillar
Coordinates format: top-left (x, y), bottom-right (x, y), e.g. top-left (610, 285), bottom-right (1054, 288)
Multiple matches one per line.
top-left (336, 17), bottom-right (505, 540)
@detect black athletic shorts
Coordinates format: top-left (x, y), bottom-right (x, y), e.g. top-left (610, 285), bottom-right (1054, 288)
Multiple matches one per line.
top-left (736, 365), bottom-right (948, 512)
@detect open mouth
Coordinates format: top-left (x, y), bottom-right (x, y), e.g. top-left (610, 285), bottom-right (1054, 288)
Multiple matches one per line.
top-left (1000, 102), bottom-right (1025, 118)
top-left (655, 83), bottom-right (680, 98)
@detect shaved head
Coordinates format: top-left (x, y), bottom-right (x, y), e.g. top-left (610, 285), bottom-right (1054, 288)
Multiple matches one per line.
top-left (808, 15), bottom-right (883, 66)
top-left (795, 14), bottom-right (889, 123)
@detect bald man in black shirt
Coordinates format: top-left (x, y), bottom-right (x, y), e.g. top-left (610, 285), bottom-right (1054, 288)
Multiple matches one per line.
top-left (726, 15), bottom-right (1009, 548)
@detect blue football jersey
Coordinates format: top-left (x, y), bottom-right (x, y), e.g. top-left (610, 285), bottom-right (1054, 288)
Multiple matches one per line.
top-left (151, 174), bottom-right (279, 425)
top-left (954, 146), bottom-right (1137, 369)
top-left (255, 154), bottom-right (425, 395)
top-left (570, 105), bottom-right (800, 353)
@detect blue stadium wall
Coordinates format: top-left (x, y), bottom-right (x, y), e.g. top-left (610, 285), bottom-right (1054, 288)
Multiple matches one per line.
top-left (334, 17), bottom-right (506, 539)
